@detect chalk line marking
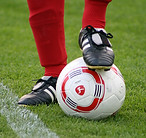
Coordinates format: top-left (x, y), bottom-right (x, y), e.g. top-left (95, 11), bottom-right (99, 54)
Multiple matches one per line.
top-left (0, 83), bottom-right (59, 138)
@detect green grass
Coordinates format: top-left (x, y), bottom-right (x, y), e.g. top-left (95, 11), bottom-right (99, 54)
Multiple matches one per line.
top-left (0, 0), bottom-right (146, 137)
top-left (0, 114), bottom-right (18, 138)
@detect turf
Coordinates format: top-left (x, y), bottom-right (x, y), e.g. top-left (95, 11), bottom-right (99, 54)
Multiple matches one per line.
top-left (0, 114), bottom-right (18, 138)
top-left (0, 0), bottom-right (145, 138)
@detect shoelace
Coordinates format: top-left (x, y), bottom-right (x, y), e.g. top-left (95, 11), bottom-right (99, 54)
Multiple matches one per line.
top-left (85, 25), bottom-right (113, 39)
top-left (32, 77), bottom-right (57, 92)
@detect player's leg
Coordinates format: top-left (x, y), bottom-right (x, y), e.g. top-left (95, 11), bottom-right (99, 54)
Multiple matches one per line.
top-left (18, 0), bottom-right (66, 106)
top-left (79, 0), bottom-right (114, 69)
top-left (28, 0), bottom-right (67, 77)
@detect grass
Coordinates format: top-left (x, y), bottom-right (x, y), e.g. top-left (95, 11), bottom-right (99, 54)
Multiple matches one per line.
top-left (0, 0), bottom-right (146, 137)
top-left (0, 114), bottom-right (18, 138)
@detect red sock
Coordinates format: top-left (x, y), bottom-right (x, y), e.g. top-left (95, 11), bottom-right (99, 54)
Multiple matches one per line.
top-left (27, 0), bottom-right (67, 77)
top-left (82, 0), bottom-right (112, 29)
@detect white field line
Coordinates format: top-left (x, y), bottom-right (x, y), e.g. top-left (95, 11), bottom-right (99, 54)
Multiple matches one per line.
top-left (0, 83), bottom-right (59, 138)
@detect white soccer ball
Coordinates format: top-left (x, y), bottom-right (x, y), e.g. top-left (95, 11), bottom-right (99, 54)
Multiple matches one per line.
top-left (56, 57), bottom-right (126, 120)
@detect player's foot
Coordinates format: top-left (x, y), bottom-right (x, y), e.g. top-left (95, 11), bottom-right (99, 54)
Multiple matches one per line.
top-left (79, 25), bottom-right (114, 69)
top-left (18, 76), bottom-right (57, 106)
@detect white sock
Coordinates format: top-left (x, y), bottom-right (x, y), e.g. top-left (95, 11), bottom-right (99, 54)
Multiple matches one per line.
top-left (41, 76), bottom-right (51, 80)
top-left (95, 28), bottom-right (107, 33)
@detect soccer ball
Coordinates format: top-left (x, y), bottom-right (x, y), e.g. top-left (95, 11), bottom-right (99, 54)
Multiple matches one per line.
top-left (56, 57), bottom-right (126, 120)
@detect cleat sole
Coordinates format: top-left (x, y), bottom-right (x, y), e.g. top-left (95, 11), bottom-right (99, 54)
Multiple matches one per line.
top-left (87, 65), bottom-right (112, 70)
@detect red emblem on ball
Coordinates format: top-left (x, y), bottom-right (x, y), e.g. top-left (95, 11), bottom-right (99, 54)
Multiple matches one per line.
top-left (75, 85), bottom-right (85, 96)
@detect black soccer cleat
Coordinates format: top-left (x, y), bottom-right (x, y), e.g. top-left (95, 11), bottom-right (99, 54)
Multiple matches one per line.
top-left (79, 25), bottom-right (115, 69)
top-left (18, 77), bottom-right (57, 106)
